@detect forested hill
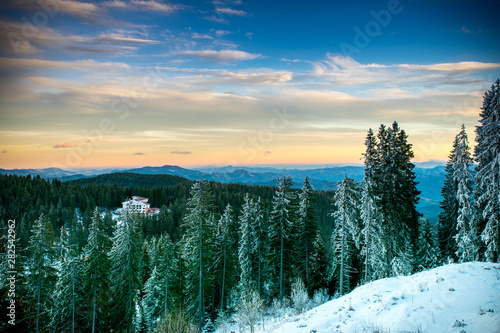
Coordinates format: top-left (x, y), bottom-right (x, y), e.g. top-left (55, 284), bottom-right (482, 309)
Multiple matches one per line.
top-left (69, 172), bottom-right (191, 188)
top-left (0, 173), bottom-right (334, 248)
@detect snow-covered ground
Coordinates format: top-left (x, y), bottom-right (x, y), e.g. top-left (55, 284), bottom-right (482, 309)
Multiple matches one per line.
top-left (227, 262), bottom-right (500, 333)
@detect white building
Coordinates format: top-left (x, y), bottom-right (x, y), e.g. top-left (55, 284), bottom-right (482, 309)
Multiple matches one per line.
top-left (122, 196), bottom-right (160, 215)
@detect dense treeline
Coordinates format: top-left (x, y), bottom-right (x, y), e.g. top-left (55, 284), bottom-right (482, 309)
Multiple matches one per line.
top-left (0, 80), bottom-right (498, 333)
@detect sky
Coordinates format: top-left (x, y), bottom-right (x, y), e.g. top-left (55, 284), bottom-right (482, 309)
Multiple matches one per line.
top-left (0, 0), bottom-right (499, 169)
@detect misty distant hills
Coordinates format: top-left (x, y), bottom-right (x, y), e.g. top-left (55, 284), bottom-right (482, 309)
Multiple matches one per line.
top-left (0, 163), bottom-right (446, 222)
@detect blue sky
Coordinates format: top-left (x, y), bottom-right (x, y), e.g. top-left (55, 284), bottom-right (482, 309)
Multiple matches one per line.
top-left (0, 0), bottom-right (499, 168)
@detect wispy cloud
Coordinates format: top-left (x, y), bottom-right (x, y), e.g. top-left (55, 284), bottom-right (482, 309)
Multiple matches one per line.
top-left (174, 50), bottom-right (261, 62)
top-left (309, 53), bottom-right (500, 86)
top-left (133, 152), bottom-right (145, 155)
top-left (192, 33), bottom-right (213, 40)
top-left (105, 0), bottom-right (178, 12)
top-left (215, 7), bottom-right (249, 16)
top-left (460, 26), bottom-right (473, 34)
top-left (130, 0), bottom-right (178, 12)
top-left (53, 142), bottom-right (77, 149)
top-left (2, 150), bottom-right (8, 154)
top-left (171, 151), bottom-right (192, 155)
top-left (213, 30), bottom-right (231, 36)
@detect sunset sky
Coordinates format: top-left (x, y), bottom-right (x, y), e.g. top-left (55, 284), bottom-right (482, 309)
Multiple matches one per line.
top-left (1, 0), bottom-right (499, 169)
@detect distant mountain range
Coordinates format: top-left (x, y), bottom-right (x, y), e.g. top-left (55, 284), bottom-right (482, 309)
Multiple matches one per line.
top-left (0, 162), bottom-right (446, 222)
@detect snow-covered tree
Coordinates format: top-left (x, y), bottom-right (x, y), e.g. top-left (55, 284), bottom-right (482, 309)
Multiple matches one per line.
top-left (83, 207), bottom-right (111, 333)
top-left (26, 214), bottom-right (57, 333)
top-left (214, 204), bottom-right (237, 311)
top-left (296, 177), bottom-right (321, 291)
top-left (236, 289), bottom-right (263, 333)
top-left (437, 133), bottom-right (460, 261)
top-left (364, 123), bottom-right (420, 276)
top-left (239, 196), bottom-right (255, 292)
top-left (269, 174), bottom-right (298, 300)
top-left (108, 211), bottom-right (142, 331)
top-left (142, 266), bottom-right (162, 330)
top-left (360, 182), bottom-right (386, 282)
top-left (180, 181), bottom-right (216, 331)
top-left (475, 79), bottom-right (500, 262)
top-left (290, 278), bottom-right (309, 314)
top-left (50, 227), bottom-right (84, 332)
top-left (330, 176), bottom-right (361, 295)
top-left (452, 125), bottom-right (478, 262)
top-left (416, 217), bottom-right (440, 270)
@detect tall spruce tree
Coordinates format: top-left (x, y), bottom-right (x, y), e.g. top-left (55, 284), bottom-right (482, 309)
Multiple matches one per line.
top-left (84, 207), bottom-right (111, 333)
top-left (180, 181), bottom-right (216, 331)
top-left (239, 196), bottom-right (255, 293)
top-left (364, 122), bottom-right (420, 276)
top-left (26, 214), bottom-right (57, 333)
top-left (108, 211), bottom-right (142, 331)
top-left (330, 176), bottom-right (361, 295)
top-left (296, 177), bottom-right (321, 292)
top-left (416, 217), bottom-right (440, 270)
top-left (214, 204), bottom-right (237, 311)
top-left (475, 79), bottom-right (500, 262)
top-left (269, 174), bottom-right (298, 301)
top-left (437, 134), bottom-right (461, 261)
top-left (50, 227), bottom-right (84, 332)
top-left (360, 182), bottom-right (386, 283)
top-left (452, 125), bottom-right (477, 262)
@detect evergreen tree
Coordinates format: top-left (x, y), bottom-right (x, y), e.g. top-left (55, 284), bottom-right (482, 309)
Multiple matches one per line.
top-left (214, 204), bottom-right (237, 311)
top-left (142, 266), bottom-right (162, 331)
top-left (269, 174), bottom-right (298, 300)
top-left (437, 133), bottom-right (460, 261)
top-left (239, 196), bottom-right (255, 292)
top-left (475, 79), bottom-right (500, 262)
top-left (360, 182), bottom-right (386, 282)
top-left (296, 177), bottom-right (321, 292)
top-left (84, 207), bottom-right (111, 333)
top-left (364, 122), bottom-right (420, 276)
top-left (330, 176), bottom-right (361, 295)
top-left (416, 217), bottom-right (440, 270)
top-left (25, 214), bottom-right (57, 332)
top-left (108, 211), bottom-right (142, 331)
top-left (180, 181), bottom-right (216, 331)
top-left (50, 227), bottom-right (84, 332)
top-left (452, 126), bottom-right (477, 262)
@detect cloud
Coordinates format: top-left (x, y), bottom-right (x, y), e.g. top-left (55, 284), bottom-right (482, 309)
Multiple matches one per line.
top-left (53, 142), bottom-right (77, 149)
top-left (171, 151), bottom-right (192, 155)
top-left (264, 150), bottom-right (271, 156)
top-left (93, 34), bottom-right (158, 45)
top-left (203, 15), bottom-right (228, 24)
top-left (213, 30), bottom-right (231, 36)
top-left (192, 33), bottom-right (213, 40)
top-left (133, 152), bottom-right (144, 155)
top-left (174, 50), bottom-right (261, 62)
top-left (0, 58), bottom-right (130, 72)
top-left (309, 53), bottom-right (500, 86)
top-left (215, 7), bottom-right (249, 16)
top-left (245, 32), bottom-right (254, 39)
top-left (130, 0), bottom-right (177, 12)
top-left (460, 26), bottom-right (473, 34)
top-left (2, 150), bottom-right (8, 154)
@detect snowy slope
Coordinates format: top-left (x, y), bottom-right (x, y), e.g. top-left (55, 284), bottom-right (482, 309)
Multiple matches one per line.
top-left (239, 262), bottom-right (500, 333)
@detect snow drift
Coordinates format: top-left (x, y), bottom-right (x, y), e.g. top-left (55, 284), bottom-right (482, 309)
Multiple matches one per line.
top-left (244, 262), bottom-right (500, 333)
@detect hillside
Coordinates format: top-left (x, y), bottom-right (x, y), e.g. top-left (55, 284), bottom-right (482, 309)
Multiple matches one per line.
top-left (69, 172), bottom-right (192, 188)
top-left (232, 262), bottom-right (500, 333)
